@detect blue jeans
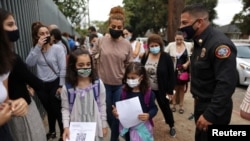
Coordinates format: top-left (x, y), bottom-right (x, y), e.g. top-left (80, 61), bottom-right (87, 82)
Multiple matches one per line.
top-left (104, 84), bottom-right (122, 141)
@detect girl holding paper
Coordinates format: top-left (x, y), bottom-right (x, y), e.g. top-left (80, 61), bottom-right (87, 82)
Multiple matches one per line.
top-left (112, 62), bottom-right (158, 141)
top-left (60, 48), bottom-right (108, 141)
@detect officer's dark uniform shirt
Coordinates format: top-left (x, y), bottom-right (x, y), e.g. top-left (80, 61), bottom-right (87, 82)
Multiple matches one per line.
top-left (191, 25), bottom-right (237, 123)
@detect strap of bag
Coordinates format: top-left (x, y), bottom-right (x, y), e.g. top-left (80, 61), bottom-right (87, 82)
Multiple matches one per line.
top-left (66, 83), bottom-right (76, 113)
top-left (41, 51), bottom-right (57, 75)
top-left (93, 79), bottom-right (101, 111)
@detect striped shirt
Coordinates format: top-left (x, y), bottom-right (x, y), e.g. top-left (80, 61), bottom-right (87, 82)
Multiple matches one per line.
top-left (240, 85), bottom-right (250, 113)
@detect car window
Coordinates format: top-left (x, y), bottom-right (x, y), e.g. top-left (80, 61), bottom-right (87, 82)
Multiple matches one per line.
top-left (236, 45), bottom-right (250, 58)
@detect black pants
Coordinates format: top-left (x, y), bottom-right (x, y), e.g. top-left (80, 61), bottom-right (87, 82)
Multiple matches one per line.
top-left (0, 124), bottom-right (13, 141)
top-left (153, 90), bottom-right (174, 128)
top-left (194, 98), bottom-right (233, 141)
top-left (36, 78), bottom-right (63, 136)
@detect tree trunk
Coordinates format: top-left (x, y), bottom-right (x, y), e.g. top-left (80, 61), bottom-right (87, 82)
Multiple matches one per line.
top-left (167, 0), bottom-right (185, 42)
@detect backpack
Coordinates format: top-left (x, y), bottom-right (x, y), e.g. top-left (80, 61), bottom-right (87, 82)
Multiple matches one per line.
top-left (120, 87), bottom-right (154, 141)
top-left (66, 79), bottom-right (100, 113)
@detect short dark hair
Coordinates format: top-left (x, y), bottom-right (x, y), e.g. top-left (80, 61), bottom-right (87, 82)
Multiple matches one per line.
top-left (89, 33), bottom-right (98, 42)
top-left (182, 3), bottom-right (209, 19)
top-left (123, 26), bottom-right (137, 41)
top-left (50, 28), bottom-right (62, 41)
top-left (88, 26), bottom-right (96, 32)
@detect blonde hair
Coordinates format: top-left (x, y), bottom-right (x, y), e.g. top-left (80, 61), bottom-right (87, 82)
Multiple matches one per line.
top-left (108, 6), bottom-right (125, 25)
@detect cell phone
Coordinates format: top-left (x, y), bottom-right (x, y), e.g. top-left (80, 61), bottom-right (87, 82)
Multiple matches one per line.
top-left (44, 36), bottom-right (50, 44)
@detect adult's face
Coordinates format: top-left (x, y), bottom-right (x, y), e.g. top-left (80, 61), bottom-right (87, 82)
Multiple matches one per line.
top-left (123, 29), bottom-right (132, 39)
top-left (108, 19), bottom-right (123, 39)
top-left (38, 27), bottom-right (50, 38)
top-left (175, 35), bottom-right (184, 45)
top-left (109, 19), bottom-right (123, 30)
top-left (3, 15), bottom-right (17, 31)
top-left (179, 12), bottom-right (200, 39)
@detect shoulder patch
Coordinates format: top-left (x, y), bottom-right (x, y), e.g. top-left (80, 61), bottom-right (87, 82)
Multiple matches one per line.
top-left (215, 45), bottom-right (231, 59)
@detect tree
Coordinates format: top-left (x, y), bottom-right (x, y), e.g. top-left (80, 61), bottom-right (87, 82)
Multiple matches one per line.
top-left (53, 0), bottom-right (87, 27)
top-left (186, 0), bottom-right (218, 23)
top-left (123, 0), bottom-right (168, 36)
top-left (232, 0), bottom-right (250, 35)
top-left (167, 0), bottom-right (185, 42)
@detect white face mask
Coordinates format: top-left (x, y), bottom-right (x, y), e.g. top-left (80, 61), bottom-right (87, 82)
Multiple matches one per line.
top-left (126, 78), bottom-right (140, 88)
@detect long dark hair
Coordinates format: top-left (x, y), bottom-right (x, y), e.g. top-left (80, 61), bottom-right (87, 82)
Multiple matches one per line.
top-left (66, 48), bottom-right (97, 86)
top-left (0, 8), bottom-right (15, 74)
top-left (122, 62), bottom-right (150, 95)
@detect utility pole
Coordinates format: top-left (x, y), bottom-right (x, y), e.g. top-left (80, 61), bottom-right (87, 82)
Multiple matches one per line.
top-left (167, 0), bottom-right (185, 42)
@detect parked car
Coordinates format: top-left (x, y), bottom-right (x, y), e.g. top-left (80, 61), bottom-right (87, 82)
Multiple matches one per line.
top-left (234, 42), bottom-right (250, 86)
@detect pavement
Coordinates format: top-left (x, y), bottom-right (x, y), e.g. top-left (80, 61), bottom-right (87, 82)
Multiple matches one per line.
top-left (44, 84), bottom-right (250, 141)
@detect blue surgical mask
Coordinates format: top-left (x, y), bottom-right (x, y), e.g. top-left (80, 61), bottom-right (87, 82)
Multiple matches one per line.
top-left (126, 36), bottom-right (131, 41)
top-left (77, 68), bottom-right (92, 77)
top-left (149, 46), bottom-right (160, 54)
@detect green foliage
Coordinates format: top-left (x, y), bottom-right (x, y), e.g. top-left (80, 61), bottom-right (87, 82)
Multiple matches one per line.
top-left (123, 0), bottom-right (167, 36)
top-left (232, 0), bottom-right (250, 34)
top-left (186, 0), bottom-right (218, 22)
top-left (53, 0), bottom-right (86, 27)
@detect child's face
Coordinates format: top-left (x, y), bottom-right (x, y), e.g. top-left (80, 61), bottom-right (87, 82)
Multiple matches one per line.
top-left (75, 54), bottom-right (91, 69)
top-left (127, 72), bottom-right (142, 82)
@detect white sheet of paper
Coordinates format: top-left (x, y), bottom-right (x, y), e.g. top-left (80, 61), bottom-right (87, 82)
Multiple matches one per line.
top-left (66, 122), bottom-right (96, 141)
top-left (116, 96), bottom-right (143, 128)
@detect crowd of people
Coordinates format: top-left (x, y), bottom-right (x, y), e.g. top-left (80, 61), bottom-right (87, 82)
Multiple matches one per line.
top-left (0, 3), bottom-right (248, 141)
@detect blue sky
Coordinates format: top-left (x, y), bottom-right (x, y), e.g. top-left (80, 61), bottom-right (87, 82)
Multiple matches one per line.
top-left (89, 0), bottom-right (243, 26)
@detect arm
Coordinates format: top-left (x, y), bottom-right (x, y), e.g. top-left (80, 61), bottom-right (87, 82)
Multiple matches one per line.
top-left (61, 85), bottom-right (70, 128)
top-left (132, 41), bottom-right (141, 58)
top-left (148, 91), bottom-right (158, 119)
top-left (99, 79), bottom-right (108, 128)
top-left (14, 55), bottom-right (44, 91)
top-left (56, 45), bottom-right (66, 86)
top-left (25, 45), bottom-right (42, 67)
top-left (203, 45), bottom-right (237, 123)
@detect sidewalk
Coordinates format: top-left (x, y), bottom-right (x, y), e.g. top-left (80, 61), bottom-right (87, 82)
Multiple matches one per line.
top-left (44, 85), bottom-right (250, 141)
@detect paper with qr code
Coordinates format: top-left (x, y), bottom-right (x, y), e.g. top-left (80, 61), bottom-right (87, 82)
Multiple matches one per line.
top-left (66, 122), bottom-right (96, 141)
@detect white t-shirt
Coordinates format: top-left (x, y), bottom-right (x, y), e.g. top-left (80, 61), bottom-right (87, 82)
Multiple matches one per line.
top-left (0, 72), bottom-right (9, 103)
top-left (131, 41), bottom-right (145, 62)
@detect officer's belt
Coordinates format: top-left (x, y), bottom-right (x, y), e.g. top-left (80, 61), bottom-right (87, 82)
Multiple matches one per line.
top-left (194, 96), bottom-right (211, 102)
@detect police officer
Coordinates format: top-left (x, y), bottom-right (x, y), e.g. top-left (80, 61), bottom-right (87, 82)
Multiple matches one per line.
top-left (179, 4), bottom-right (237, 141)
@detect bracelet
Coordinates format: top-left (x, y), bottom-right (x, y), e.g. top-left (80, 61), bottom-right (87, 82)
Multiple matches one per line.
top-left (58, 85), bottom-right (63, 88)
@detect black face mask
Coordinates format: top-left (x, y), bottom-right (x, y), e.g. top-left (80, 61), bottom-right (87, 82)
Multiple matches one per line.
top-left (179, 19), bottom-right (198, 40)
top-left (6, 29), bottom-right (19, 42)
top-left (109, 28), bottom-right (123, 39)
top-left (45, 36), bottom-right (51, 44)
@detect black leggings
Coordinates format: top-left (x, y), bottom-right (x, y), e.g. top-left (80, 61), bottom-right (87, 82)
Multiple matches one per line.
top-left (153, 90), bottom-right (175, 128)
top-left (36, 78), bottom-right (63, 135)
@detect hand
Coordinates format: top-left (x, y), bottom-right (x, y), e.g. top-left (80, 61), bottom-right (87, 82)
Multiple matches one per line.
top-left (10, 98), bottom-right (28, 116)
top-left (182, 63), bottom-right (189, 70)
top-left (102, 127), bottom-right (108, 137)
top-left (56, 87), bottom-right (62, 96)
top-left (37, 36), bottom-right (47, 47)
top-left (138, 113), bottom-right (149, 121)
top-left (196, 114), bottom-right (212, 131)
top-left (112, 105), bottom-right (119, 119)
top-left (166, 94), bottom-right (173, 101)
top-left (63, 127), bottom-right (70, 141)
top-left (0, 102), bottom-right (12, 126)
top-left (27, 85), bottom-right (35, 96)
